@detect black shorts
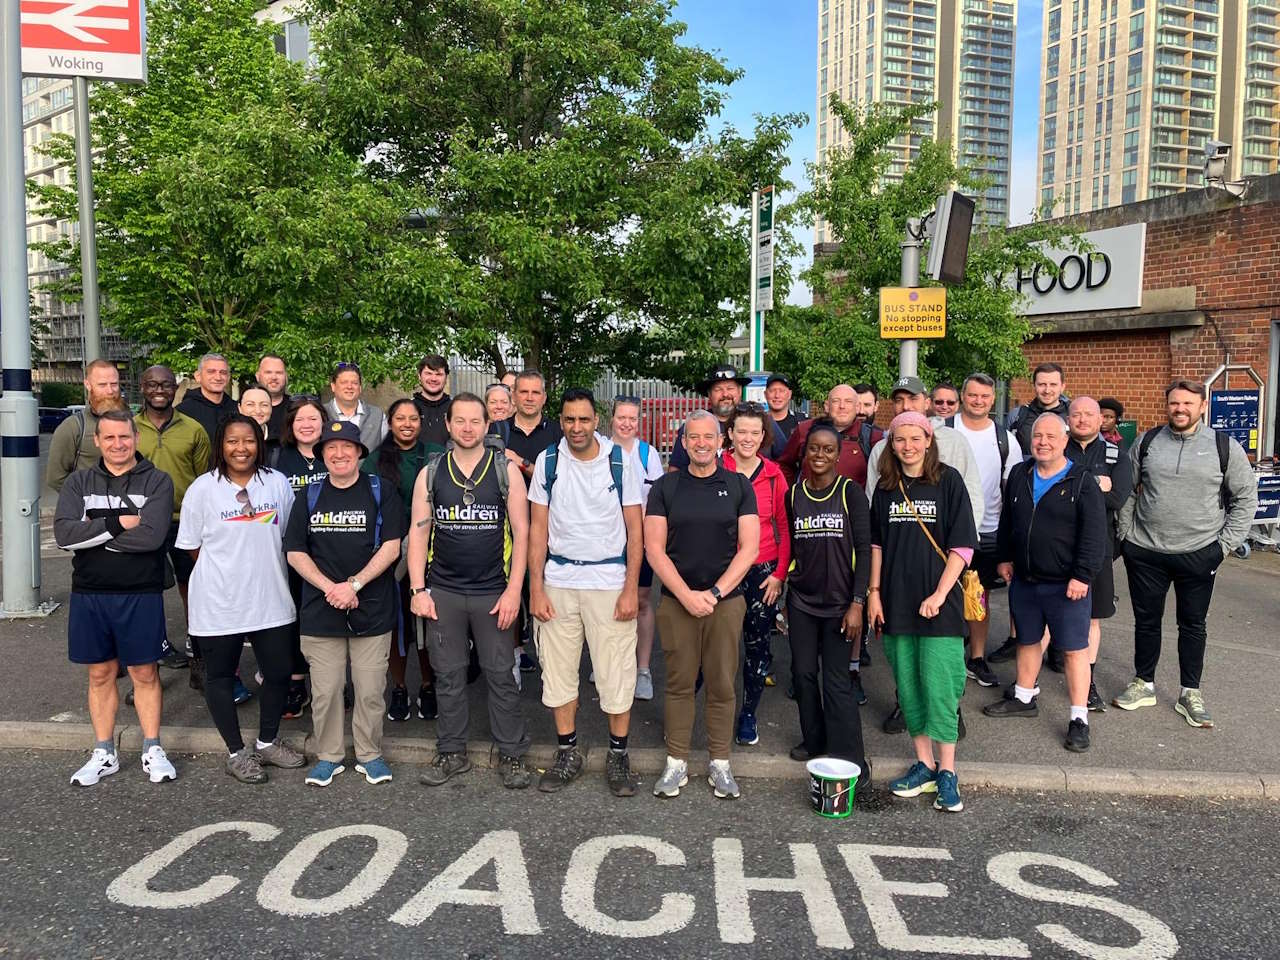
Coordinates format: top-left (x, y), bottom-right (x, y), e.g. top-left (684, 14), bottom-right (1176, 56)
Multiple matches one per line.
top-left (164, 520), bottom-right (196, 585)
top-left (1091, 555), bottom-right (1117, 620)
top-left (973, 535), bottom-right (1003, 590)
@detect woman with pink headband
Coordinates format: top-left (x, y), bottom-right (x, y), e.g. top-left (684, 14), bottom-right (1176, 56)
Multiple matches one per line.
top-left (866, 411), bottom-right (977, 813)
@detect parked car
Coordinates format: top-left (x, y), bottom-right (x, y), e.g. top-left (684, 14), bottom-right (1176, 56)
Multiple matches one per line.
top-left (38, 407), bottom-right (73, 433)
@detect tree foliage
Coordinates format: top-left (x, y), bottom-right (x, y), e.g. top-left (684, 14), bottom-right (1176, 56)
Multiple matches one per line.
top-left (30, 0), bottom-right (469, 390)
top-left (305, 0), bottom-right (802, 392)
top-left (769, 97), bottom-right (1084, 399)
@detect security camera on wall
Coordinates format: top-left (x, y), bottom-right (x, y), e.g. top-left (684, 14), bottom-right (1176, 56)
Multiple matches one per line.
top-left (1203, 141), bottom-right (1248, 200)
top-left (926, 190), bottom-right (976, 285)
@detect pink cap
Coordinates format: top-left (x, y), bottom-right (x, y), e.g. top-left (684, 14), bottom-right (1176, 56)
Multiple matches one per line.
top-left (888, 411), bottom-right (934, 438)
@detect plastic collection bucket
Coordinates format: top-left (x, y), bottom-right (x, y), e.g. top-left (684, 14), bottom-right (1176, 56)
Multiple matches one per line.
top-left (806, 757), bottom-right (861, 819)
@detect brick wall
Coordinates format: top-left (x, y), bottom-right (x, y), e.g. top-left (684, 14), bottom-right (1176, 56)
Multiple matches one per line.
top-left (1011, 191), bottom-right (1280, 432)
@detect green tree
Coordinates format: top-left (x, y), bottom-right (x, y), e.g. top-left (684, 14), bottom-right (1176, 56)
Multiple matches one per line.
top-left (29, 0), bottom-right (469, 390)
top-left (770, 97), bottom-right (1082, 399)
top-left (305, 0), bottom-right (802, 392)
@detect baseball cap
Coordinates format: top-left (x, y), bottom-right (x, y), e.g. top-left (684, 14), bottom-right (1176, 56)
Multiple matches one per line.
top-left (890, 375), bottom-right (927, 397)
top-left (766, 373), bottom-right (793, 389)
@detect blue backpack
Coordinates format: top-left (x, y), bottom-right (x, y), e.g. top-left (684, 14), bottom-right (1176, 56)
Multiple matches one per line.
top-left (542, 442), bottom-right (627, 565)
top-left (307, 473), bottom-right (383, 549)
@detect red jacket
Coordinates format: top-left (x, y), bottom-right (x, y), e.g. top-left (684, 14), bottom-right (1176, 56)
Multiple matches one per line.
top-left (777, 417), bottom-right (883, 488)
top-left (723, 452), bottom-right (791, 573)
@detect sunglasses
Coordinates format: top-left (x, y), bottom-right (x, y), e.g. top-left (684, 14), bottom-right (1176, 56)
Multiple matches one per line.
top-left (235, 487), bottom-right (256, 517)
top-left (333, 362), bottom-right (361, 376)
top-left (734, 402), bottom-right (765, 413)
top-left (462, 477), bottom-right (477, 508)
top-left (932, 398), bottom-right (958, 407)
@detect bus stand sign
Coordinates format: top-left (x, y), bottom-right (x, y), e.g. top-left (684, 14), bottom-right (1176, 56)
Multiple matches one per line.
top-left (880, 286), bottom-right (946, 339)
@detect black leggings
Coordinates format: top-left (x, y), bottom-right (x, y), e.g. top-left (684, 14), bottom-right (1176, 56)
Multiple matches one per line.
top-left (198, 625), bottom-right (294, 753)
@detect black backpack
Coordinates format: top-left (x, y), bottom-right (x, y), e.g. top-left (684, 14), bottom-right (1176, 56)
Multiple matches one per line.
top-left (945, 415), bottom-right (1010, 480)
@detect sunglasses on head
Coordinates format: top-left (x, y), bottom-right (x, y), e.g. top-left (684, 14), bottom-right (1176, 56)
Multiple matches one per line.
top-left (614, 395), bottom-right (641, 405)
top-left (734, 402), bottom-right (765, 413)
top-left (334, 362), bottom-right (361, 375)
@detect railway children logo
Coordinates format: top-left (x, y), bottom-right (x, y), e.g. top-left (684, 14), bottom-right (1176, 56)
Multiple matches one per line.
top-left (309, 509), bottom-right (367, 533)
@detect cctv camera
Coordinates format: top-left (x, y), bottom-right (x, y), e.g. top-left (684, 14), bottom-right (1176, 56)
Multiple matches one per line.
top-left (1203, 141), bottom-right (1231, 183)
top-left (1205, 140), bottom-right (1231, 161)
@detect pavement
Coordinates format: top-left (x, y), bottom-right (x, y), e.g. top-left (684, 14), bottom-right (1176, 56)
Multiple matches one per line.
top-left (1, 747), bottom-right (1278, 959)
top-left (2, 515), bottom-right (1279, 800)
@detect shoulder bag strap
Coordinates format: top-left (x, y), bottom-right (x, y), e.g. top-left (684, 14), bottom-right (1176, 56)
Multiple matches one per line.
top-left (898, 479), bottom-right (947, 563)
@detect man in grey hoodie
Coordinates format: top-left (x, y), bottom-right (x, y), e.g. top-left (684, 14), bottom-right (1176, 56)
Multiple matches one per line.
top-left (1114, 379), bottom-right (1257, 727)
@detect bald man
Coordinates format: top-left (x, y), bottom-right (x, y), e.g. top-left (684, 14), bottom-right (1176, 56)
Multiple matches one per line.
top-left (1064, 396), bottom-right (1134, 708)
top-left (777, 383), bottom-right (883, 487)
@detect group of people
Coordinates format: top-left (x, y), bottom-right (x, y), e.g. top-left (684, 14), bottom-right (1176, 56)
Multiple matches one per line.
top-left (50, 353), bottom-right (1257, 813)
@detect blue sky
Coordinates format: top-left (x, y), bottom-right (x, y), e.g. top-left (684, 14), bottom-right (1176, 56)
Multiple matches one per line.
top-left (673, 0), bottom-right (1043, 304)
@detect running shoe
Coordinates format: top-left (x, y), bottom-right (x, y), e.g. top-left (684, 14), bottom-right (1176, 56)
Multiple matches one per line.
top-left (933, 769), bottom-right (964, 812)
top-left (1064, 718), bottom-right (1091, 752)
top-left (160, 649), bottom-right (189, 670)
top-left (987, 637), bottom-right (1019, 663)
top-left (983, 695), bottom-right (1039, 717)
top-left (634, 668), bottom-right (654, 701)
top-left (141, 745), bottom-right (177, 783)
top-left (889, 761), bottom-right (938, 797)
top-left (518, 651), bottom-right (537, 673)
top-left (537, 746), bottom-right (584, 793)
top-left (70, 748), bottom-right (119, 787)
top-left (387, 685), bottom-right (411, 722)
top-left (851, 670), bottom-right (868, 706)
top-left (652, 757), bottom-right (689, 798)
top-left (1112, 678), bottom-right (1157, 711)
top-left (305, 760), bottom-right (344, 787)
top-left (966, 656), bottom-right (999, 687)
top-left (282, 681), bottom-right (310, 719)
top-left (355, 756), bottom-right (393, 784)
top-left (1087, 680), bottom-right (1107, 712)
top-left (1175, 689), bottom-right (1215, 728)
top-left (417, 685), bottom-right (438, 720)
top-left (707, 759), bottom-right (741, 799)
top-left (420, 752), bottom-right (472, 786)
top-left (232, 678), bottom-right (253, 705)
top-left (735, 712), bottom-right (759, 746)
top-left (882, 704), bottom-right (907, 734)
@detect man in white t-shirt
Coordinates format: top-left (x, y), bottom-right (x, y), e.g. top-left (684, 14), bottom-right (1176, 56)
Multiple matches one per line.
top-left (528, 388), bottom-right (644, 797)
top-left (947, 373), bottom-right (1022, 686)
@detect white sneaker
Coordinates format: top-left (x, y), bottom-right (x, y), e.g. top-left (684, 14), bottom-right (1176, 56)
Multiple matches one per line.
top-left (707, 759), bottom-right (741, 799)
top-left (634, 668), bottom-right (654, 701)
top-left (70, 748), bottom-right (119, 786)
top-left (652, 756), bottom-right (688, 798)
top-left (141, 745), bottom-right (177, 783)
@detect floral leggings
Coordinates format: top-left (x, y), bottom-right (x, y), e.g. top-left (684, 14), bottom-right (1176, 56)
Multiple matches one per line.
top-left (739, 560), bottom-right (780, 718)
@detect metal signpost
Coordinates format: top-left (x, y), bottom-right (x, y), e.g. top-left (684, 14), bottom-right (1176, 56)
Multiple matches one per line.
top-left (1, 0), bottom-right (146, 616)
top-left (748, 184), bottom-right (773, 372)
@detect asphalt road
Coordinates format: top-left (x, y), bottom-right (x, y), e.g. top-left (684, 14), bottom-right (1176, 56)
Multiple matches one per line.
top-left (0, 748), bottom-right (1276, 960)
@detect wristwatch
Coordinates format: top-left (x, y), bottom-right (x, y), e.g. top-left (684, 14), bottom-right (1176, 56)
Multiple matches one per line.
top-left (410, 586), bottom-right (429, 597)
top-left (348, 576), bottom-right (364, 594)
top-left (709, 585), bottom-right (722, 600)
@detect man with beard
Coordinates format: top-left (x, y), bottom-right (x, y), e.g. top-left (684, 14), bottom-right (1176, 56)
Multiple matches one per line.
top-left (412, 354), bottom-right (451, 449)
top-left (669, 365), bottom-right (783, 470)
top-left (257, 354), bottom-right (291, 439)
top-left (1006, 362), bottom-right (1071, 459)
top-left (46, 359), bottom-right (126, 493)
top-left (134, 365), bottom-right (212, 672)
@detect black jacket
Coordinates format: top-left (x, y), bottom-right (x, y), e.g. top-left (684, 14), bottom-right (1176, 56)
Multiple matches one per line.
top-left (412, 392), bottom-right (450, 449)
top-left (1007, 397), bottom-right (1071, 460)
top-left (176, 390), bottom-right (237, 465)
top-left (1066, 434), bottom-right (1134, 555)
top-left (997, 459), bottom-right (1107, 584)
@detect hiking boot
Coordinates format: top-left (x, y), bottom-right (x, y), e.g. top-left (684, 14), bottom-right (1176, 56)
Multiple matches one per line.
top-left (255, 739), bottom-right (305, 769)
top-left (387, 685), bottom-right (411, 722)
top-left (188, 658), bottom-right (206, 692)
top-left (652, 756), bottom-right (689, 798)
top-left (966, 656), bottom-right (999, 687)
top-left (538, 746), bottom-right (584, 793)
top-left (226, 750), bottom-right (267, 784)
top-left (882, 704), bottom-right (906, 734)
top-left (1087, 680), bottom-right (1107, 712)
top-left (420, 751), bottom-right (472, 786)
top-left (417, 685), bottom-right (438, 720)
top-left (1112, 678), bottom-right (1156, 711)
top-left (735, 712), bottom-right (759, 746)
top-left (987, 637), bottom-right (1019, 663)
top-left (707, 759), bottom-right (741, 799)
top-left (499, 754), bottom-right (532, 790)
top-left (933, 769), bottom-right (964, 812)
top-left (983, 695), bottom-right (1038, 717)
top-left (1175, 689), bottom-right (1215, 728)
top-left (889, 761), bottom-right (938, 797)
top-left (1064, 718), bottom-right (1091, 752)
top-left (606, 751), bottom-right (638, 797)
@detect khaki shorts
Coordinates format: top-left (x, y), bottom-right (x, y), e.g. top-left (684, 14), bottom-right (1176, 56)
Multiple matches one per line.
top-left (535, 584), bottom-right (637, 714)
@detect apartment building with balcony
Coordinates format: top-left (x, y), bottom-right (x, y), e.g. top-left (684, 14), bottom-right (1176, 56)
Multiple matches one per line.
top-left (815, 0), bottom-right (1017, 242)
top-left (1038, 0), bottom-right (1278, 215)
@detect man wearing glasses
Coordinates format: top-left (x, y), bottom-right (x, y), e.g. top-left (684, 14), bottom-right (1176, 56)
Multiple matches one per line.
top-left (134, 365), bottom-right (213, 672)
top-left (325, 362), bottom-right (387, 453)
top-left (407, 393), bottom-right (533, 789)
top-left (929, 383), bottom-right (960, 422)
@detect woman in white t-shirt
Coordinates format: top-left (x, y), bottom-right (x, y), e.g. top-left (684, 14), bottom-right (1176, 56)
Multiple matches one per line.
top-left (610, 397), bottom-right (665, 700)
top-left (176, 414), bottom-right (305, 785)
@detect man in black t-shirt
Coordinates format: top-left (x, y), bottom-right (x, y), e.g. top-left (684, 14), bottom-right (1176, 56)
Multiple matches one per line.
top-left (646, 410), bottom-right (760, 801)
top-left (765, 373), bottom-right (800, 442)
top-left (285, 420), bottom-right (407, 788)
top-left (503, 369), bottom-right (562, 482)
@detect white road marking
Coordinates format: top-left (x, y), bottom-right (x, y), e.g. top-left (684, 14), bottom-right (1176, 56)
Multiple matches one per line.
top-left (47, 712), bottom-right (76, 722)
top-left (106, 821), bottom-right (280, 909)
top-left (713, 838), bottom-right (853, 949)
top-left (987, 852), bottom-right (1180, 960)
top-left (389, 829), bottom-right (541, 933)
top-left (561, 834), bottom-right (695, 938)
top-left (839, 844), bottom-right (1030, 957)
top-left (257, 825), bottom-right (408, 918)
